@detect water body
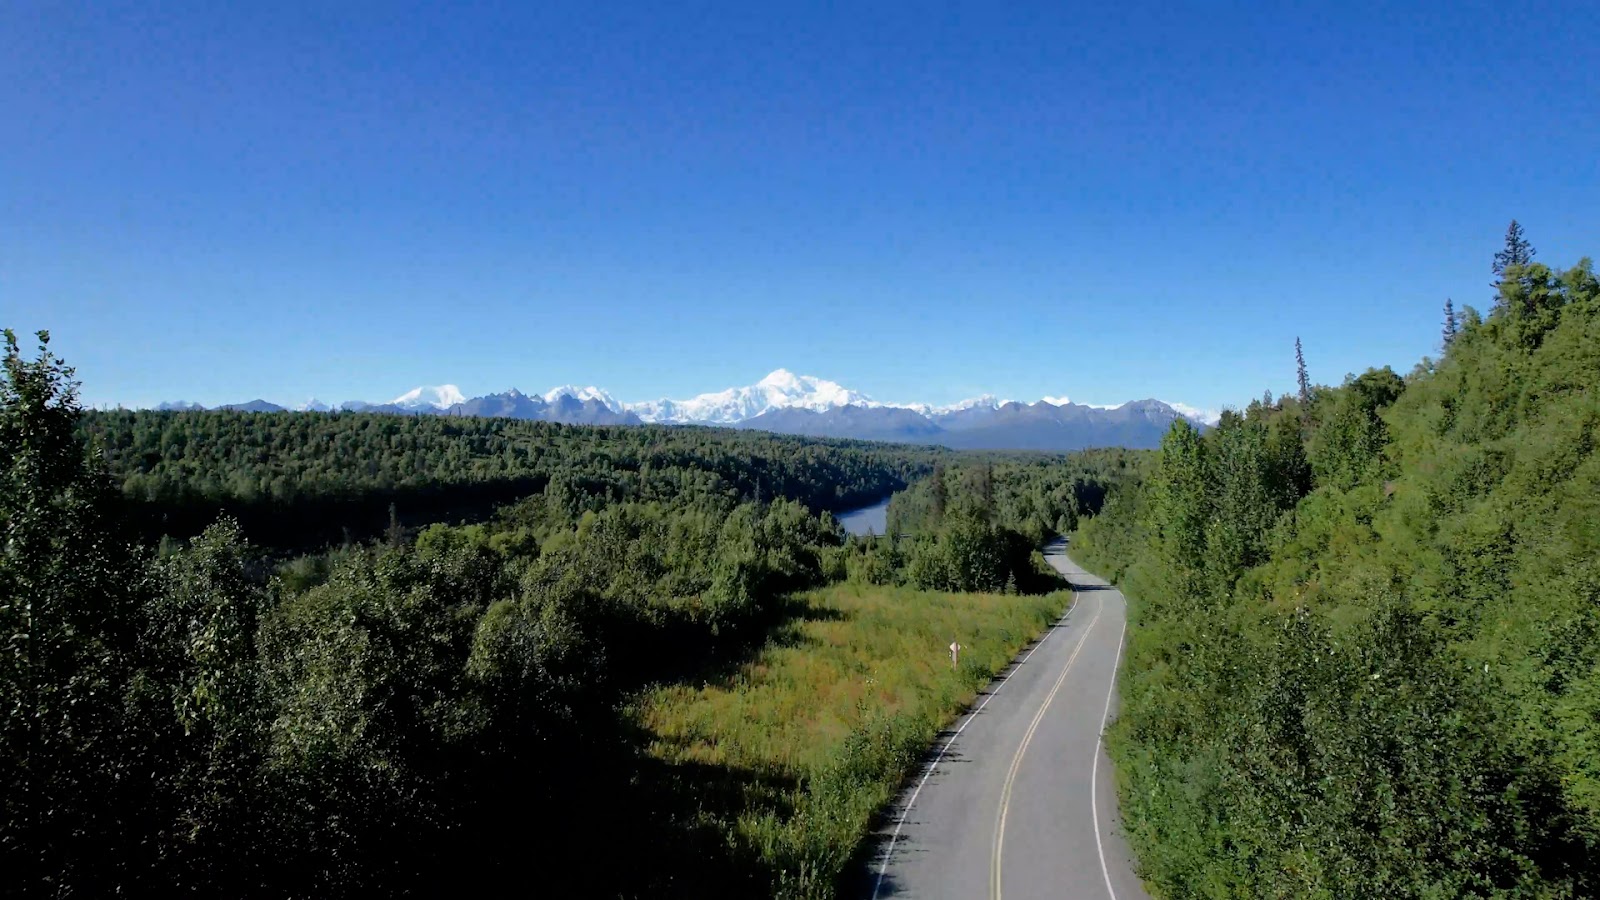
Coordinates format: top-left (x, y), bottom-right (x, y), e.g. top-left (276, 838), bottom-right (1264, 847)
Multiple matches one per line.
top-left (836, 497), bottom-right (891, 537)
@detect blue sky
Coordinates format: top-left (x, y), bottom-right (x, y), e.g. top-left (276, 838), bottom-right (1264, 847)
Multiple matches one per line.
top-left (6, 0), bottom-right (1597, 412)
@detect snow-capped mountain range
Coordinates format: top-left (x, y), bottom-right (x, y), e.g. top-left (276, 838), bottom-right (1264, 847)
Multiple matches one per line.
top-left (153, 369), bottom-right (1222, 451)
top-left (628, 369), bottom-right (878, 425)
top-left (297, 368), bottom-right (1218, 425)
top-left (543, 385), bottom-right (624, 411)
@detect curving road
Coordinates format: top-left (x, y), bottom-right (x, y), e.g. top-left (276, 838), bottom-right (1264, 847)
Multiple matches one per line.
top-left (863, 542), bottom-right (1150, 900)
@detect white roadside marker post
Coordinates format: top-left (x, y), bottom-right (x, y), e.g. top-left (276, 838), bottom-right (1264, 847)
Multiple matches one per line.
top-left (950, 641), bottom-right (962, 670)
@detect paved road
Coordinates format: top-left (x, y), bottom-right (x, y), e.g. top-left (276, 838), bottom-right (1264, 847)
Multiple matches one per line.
top-left (864, 543), bottom-right (1151, 900)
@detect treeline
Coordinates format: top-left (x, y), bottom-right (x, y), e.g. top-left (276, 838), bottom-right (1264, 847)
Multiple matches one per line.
top-left (835, 451), bottom-right (1136, 595)
top-left (1075, 248), bottom-right (1600, 896)
top-left (887, 450), bottom-right (1130, 541)
top-left (81, 408), bottom-right (940, 549)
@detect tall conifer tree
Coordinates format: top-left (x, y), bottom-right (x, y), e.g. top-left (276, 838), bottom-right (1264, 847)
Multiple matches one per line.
top-left (1295, 337), bottom-right (1312, 408)
top-left (1492, 220), bottom-right (1536, 307)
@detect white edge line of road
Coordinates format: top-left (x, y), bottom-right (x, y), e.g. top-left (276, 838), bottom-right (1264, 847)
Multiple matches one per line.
top-left (1093, 609), bottom-right (1130, 900)
top-left (869, 588), bottom-right (1080, 900)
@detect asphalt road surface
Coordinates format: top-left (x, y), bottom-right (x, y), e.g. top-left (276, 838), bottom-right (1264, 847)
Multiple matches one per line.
top-left (863, 542), bottom-right (1151, 900)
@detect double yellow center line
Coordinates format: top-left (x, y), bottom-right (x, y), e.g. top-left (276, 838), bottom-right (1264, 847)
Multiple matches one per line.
top-left (990, 590), bottom-right (1104, 900)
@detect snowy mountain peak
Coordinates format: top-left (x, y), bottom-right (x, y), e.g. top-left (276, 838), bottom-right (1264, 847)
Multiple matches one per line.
top-left (902, 395), bottom-right (1009, 416)
top-left (758, 368), bottom-right (803, 389)
top-left (627, 369), bottom-right (878, 425)
top-left (295, 397), bottom-right (330, 412)
top-left (542, 385), bottom-right (622, 412)
top-left (757, 369), bottom-right (869, 405)
top-left (942, 394), bottom-right (1003, 413)
top-left (390, 384), bottom-right (467, 411)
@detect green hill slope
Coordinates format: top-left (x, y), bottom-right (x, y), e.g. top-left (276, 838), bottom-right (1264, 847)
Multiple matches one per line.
top-left (1075, 256), bottom-right (1600, 897)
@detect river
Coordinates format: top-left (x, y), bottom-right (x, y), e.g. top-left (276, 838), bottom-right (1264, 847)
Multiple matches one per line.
top-left (835, 497), bottom-right (891, 537)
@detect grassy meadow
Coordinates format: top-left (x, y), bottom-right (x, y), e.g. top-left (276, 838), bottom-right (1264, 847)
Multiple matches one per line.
top-left (627, 583), bottom-right (1071, 898)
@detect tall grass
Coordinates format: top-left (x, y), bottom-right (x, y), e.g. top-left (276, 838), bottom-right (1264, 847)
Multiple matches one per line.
top-left (630, 583), bottom-right (1069, 898)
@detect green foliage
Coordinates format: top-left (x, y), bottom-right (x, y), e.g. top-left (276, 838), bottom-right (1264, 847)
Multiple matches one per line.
top-left (81, 407), bottom-right (939, 550)
top-left (1306, 366), bottom-right (1404, 491)
top-left (1151, 420), bottom-right (1208, 595)
top-left (1074, 255), bottom-right (1600, 897)
top-left (842, 535), bottom-right (902, 586)
top-left (1296, 336), bottom-right (1313, 407)
top-left (2, 330), bottom-right (149, 891)
top-left (878, 449), bottom-right (1135, 595)
top-left (889, 449), bottom-right (1129, 542)
top-left (1492, 218), bottom-right (1536, 283)
top-left (1204, 412), bottom-right (1287, 593)
top-left (8, 325), bottom-right (992, 894)
top-left (905, 513), bottom-right (1011, 592)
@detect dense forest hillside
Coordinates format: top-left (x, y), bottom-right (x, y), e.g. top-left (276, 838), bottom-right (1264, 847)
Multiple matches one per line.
top-left (79, 409), bottom-right (940, 549)
top-left (1074, 254), bottom-right (1600, 896)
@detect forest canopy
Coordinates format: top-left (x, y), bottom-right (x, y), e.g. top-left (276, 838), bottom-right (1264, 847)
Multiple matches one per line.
top-left (79, 408), bottom-right (944, 549)
top-left (1074, 254), bottom-right (1600, 897)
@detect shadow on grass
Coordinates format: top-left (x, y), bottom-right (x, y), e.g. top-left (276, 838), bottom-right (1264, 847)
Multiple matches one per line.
top-left (596, 747), bottom-right (806, 898)
top-left (595, 582), bottom-right (1071, 897)
top-left (577, 590), bottom-right (849, 897)
top-left (612, 591), bottom-right (850, 693)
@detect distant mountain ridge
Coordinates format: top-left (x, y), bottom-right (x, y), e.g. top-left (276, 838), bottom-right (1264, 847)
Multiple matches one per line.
top-left (449, 389), bottom-right (641, 426)
top-left (151, 369), bottom-right (1219, 449)
top-left (740, 397), bottom-right (1202, 450)
top-left (739, 404), bottom-right (945, 443)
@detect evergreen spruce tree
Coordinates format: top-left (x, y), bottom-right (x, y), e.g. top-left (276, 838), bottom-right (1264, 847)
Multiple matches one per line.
top-left (1442, 298), bottom-right (1458, 347)
top-left (1492, 219), bottom-right (1535, 282)
top-left (1295, 337), bottom-right (1312, 408)
top-left (1491, 219), bottom-right (1536, 312)
top-left (386, 502), bottom-right (404, 546)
